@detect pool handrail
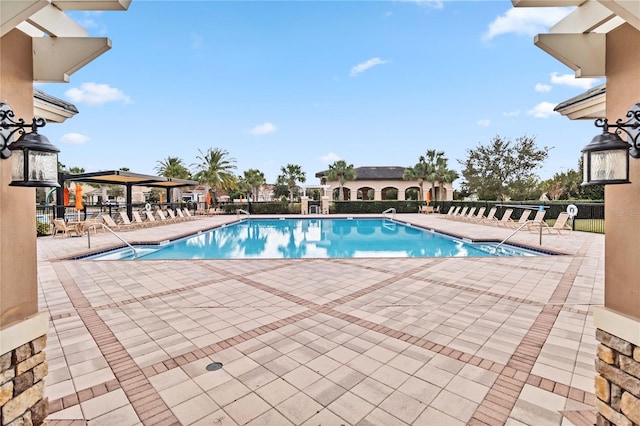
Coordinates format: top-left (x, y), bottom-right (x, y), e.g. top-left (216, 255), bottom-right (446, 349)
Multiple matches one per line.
top-left (382, 208), bottom-right (396, 220)
top-left (100, 223), bottom-right (139, 258)
top-left (237, 209), bottom-right (250, 219)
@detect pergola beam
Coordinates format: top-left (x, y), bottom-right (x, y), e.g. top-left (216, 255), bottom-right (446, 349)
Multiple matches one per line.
top-left (534, 33), bottom-right (605, 77)
top-left (32, 37), bottom-right (111, 82)
top-left (27, 4), bottom-right (89, 37)
top-left (0, 0), bottom-right (48, 37)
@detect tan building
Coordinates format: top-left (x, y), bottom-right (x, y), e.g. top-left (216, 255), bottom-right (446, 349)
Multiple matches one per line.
top-left (512, 0), bottom-right (640, 423)
top-left (0, 1), bottom-right (131, 424)
top-left (315, 166), bottom-right (455, 201)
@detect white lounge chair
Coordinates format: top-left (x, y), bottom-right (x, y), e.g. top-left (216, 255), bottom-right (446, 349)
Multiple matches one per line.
top-left (494, 209), bottom-right (514, 227)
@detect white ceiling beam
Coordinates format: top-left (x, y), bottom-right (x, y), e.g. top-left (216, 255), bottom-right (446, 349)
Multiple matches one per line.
top-left (51, 0), bottom-right (131, 11)
top-left (15, 22), bottom-right (45, 38)
top-left (512, 0), bottom-right (586, 7)
top-left (27, 4), bottom-right (88, 37)
top-left (598, 0), bottom-right (640, 31)
top-left (550, 0), bottom-right (616, 33)
top-left (0, 0), bottom-right (49, 38)
top-left (33, 37), bottom-right (111, 82)
top-left (534, 33), bottom-right (606, 77)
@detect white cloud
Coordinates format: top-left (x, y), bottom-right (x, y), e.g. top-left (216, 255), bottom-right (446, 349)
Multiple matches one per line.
top-left (395, 0), bottom-right (443, 10)
top-left (250, 122), bottom-right (277, 136)
top-left (503, 110), bottom-right (520, 117)
top-left (528, 101), bottom-right (559, 118)
top-left (320, 152), bottom-right (341, 164)
top-left (350, 57), bottom-right (389, 77)
top-left (61, 133), bottom-right (90, 144)
top-left (483, 7), bottom-right (573, 41)
top-left (476, 119), bottom-right (491, 127)
top-left (65, 83), bottom-right (131, 106)
top-left (549, 72), bottom-right (600, 90)
top-left (535, 83), bottom-right (552, 93)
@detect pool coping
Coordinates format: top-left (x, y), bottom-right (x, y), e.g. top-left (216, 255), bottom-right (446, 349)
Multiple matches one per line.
top-left (62, 215), bottom-right (567, 260)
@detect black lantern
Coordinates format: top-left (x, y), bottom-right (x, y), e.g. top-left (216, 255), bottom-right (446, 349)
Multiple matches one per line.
top-left (0, 103), bottom-right (60, 188)
top-left (581, 103), bottom-right (640, 186)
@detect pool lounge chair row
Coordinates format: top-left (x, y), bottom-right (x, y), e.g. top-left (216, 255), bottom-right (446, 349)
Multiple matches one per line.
top-left (441, 206), bottom-right (572, 234)
top-left (101, 208), bottom-right (196, 231)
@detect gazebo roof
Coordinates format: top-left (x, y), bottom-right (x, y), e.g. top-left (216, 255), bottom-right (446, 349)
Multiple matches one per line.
top-left (62, 170), bottom-right (198, 188)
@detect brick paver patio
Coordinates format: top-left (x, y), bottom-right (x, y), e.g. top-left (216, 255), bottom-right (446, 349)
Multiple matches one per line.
top-left (37, 213), bottom-right (602, 425)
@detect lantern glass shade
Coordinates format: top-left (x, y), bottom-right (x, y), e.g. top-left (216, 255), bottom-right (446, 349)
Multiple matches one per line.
top-left (8, 132), bottom-right (60, 187)
top-left (581, 132), bottom-right (630, 186)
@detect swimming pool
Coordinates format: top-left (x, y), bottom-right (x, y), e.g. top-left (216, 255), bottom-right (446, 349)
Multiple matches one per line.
top-left (85, 218), bottom-right (545, 260)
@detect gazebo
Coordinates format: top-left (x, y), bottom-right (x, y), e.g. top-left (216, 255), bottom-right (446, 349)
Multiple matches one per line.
top-left (58, 170), bottom-right (199, 220)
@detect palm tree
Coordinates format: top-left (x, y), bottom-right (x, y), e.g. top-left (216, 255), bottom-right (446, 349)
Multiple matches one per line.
top-left (155, 156), bottom-right (190, 179)
top-left (419, 150), bottom-right (443, 202)
top-left (155, 156), bottom-right (190, 202)
top-left (326, 160), bottom-right (356, 201)
top-left (436, 166), bottom-right (459, 201)
top-left (433, 156), bottom-right (459, 201)
top-left (192, 148), bottom-right (237, 207)
top-left (402, 162), bottom-right (429, 201)
top-left (277, 164), bottom-right (306, 205)
top-left (243, 169), bottom-right (266, 201)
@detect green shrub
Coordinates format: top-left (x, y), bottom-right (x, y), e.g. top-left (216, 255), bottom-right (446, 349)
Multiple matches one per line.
top-left (37, 220), bottom-right (50, 236)
top-left (332, 200), bottom-right (423, 214)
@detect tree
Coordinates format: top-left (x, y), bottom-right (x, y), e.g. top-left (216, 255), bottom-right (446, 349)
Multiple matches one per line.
top-left (155, 156), bottom-right (190, 179)
top-left (243, 169), bottom-right (266, 201)
top-left (155, 156), bottom-right (191, 203)
top-left (277, 164), bottom-right (306, 204)
top-left (192, 148), bottom-right (237, 207)
top-left (419, 150), bottom-right (441, 201)
top-left (541, 173), bottom-right (567, 200)
top-left (432, 156), bottom-right (459, 201)
top-left (459, 135), bottom-right (550, 201)
top-left (402, 162), bottom-right (429, 201)
top-left (326, 160), bottom-right (356, 201)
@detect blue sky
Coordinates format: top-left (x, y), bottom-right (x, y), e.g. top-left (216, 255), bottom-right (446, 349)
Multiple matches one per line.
top-left (38, 0), bottom-right (603, 187)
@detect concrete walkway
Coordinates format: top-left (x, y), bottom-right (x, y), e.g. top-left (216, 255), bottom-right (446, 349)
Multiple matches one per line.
top-left (37, 213), bottom-right (602, 425)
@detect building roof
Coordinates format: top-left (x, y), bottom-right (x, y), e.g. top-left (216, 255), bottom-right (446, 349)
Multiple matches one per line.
top-left (316, 166), bottom-right (407, 180)
top-left (34, 88), bottom-right (79, 123)
top-left (554, 84), bottom-right (606, 120)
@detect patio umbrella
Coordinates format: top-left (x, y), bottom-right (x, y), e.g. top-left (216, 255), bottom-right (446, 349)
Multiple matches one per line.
top-left (206, 191), bottom-right (211, 207)
top-left (426, 191), bottom-right (431, 205)
top-left (75, 184), bottom-right (84, 211)
top-left (63, 187), bottom-right (69, 206)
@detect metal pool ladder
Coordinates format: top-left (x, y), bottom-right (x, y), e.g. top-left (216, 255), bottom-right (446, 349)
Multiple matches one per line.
top-left (382, 208), bottom-right (396, 220)
top-left (237, 209), bottom-right (250, 219)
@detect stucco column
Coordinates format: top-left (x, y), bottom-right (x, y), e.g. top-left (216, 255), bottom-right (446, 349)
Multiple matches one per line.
top-left (592, 24), bottom-right (640, 426)
top-left (300, 196), bottom-right (309, 215)
top-left (374, 189), bottom-right (382, 201)
top-left (0, 29), bottom-right (49, 426)
top-left (321, 196), bottom-right (330, 214)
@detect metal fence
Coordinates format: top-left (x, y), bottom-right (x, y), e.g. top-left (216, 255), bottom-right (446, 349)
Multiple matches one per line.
top-left (433, 201), bottom-right (605, 234)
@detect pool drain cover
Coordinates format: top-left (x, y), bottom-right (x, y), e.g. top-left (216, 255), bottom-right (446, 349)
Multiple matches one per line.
top-left (206, 362), bottom-right (223, 372)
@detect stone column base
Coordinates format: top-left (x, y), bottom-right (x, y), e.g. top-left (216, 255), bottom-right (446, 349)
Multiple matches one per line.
top-left (594, 307), bottom-right (640, 425)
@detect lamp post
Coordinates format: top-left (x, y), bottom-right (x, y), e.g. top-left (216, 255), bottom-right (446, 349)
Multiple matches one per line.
top-left (0, 103), bottom-right (60, 188)
top-left (581, 103), bottom-right (640, 186)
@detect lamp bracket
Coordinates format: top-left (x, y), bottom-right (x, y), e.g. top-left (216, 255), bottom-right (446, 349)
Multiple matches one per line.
top-left (0, 103), bottom-right (46, 160)
top-left (595, 103), bottom-right (640, 158)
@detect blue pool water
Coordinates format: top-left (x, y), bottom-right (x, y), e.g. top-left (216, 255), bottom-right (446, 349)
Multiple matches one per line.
top-left (85, 218), bottom-right (545, 260)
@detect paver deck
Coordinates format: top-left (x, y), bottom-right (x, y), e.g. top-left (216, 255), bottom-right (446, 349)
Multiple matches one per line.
top-left (38, 213), bottom-right (602, 425)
